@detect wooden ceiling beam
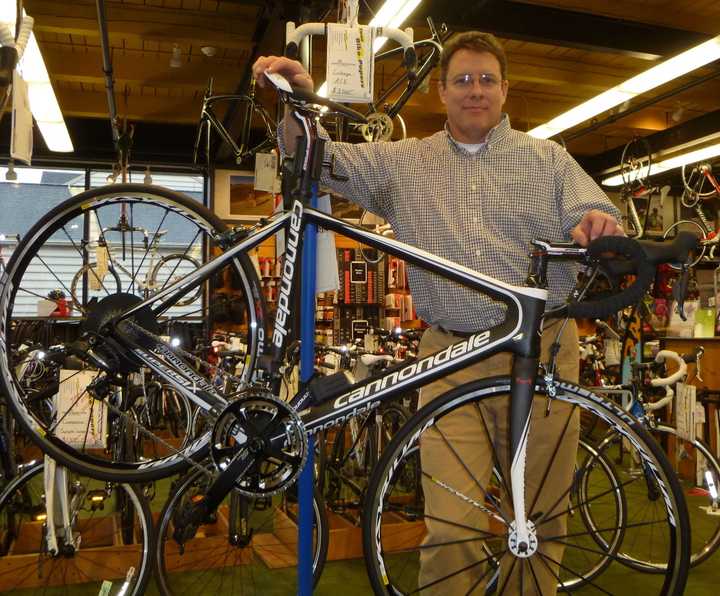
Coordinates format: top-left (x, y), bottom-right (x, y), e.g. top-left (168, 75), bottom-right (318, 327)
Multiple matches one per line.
top-left (43, 46), bottom-right (242, 93)
top-left (57, 88), bottom-right (200, 124)
top-left (25, 0), bottom-right (256, 51)
top-left (422, 0), bottom-right (708, 60)
top-left (513, 0), bottom-right (720, 36)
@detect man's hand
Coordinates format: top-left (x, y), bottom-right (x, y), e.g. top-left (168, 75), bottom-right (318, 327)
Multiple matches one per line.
top-left (252, 56), bottom-right (314, 92)
top-left (571, 209), bottom-right (625, 247)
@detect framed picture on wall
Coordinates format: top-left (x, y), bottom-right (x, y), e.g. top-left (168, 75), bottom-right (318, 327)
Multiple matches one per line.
top-left (621, 191), bottom-right (676, 238)
top-left (213, 169), bottom-right (277, 222)
top-left (643, 191), bottom-right (676, 238)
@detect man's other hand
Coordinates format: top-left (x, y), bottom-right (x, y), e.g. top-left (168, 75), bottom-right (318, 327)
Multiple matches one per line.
top-left (571, 210), bottom-right (625, 247)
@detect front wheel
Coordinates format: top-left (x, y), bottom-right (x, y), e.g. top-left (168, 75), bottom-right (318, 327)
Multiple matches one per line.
top-left (0, 461), bottom-right (153, 595)
top-left (362, 377), bottom-right (690, 595)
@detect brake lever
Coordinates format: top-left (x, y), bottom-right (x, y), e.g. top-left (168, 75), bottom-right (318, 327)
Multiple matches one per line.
top-left (672, 265), bottom-right (690, 321)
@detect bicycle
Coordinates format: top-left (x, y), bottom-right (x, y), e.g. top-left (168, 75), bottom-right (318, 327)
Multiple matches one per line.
top-left (193, 76), bottom-right (277, 170)
top-left (0, 56), bottom-right (699, 592)
top-left (0, 341), bottom-right (153, 594)
top-left (0, 459), bottom-right (153, 595)
top-left (314, 342), bottom-right (416, 522)
top-left (586, 347), bottom-right (720, 569)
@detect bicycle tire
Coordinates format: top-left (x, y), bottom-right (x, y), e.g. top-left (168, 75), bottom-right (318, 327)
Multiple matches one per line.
top-left (654, 425), bottom-right (720, 567)
top-left (590, 424), bottom-right (720, 570)
top-left (681, 161), bottom-right (719, 200)
top-left (0, 183), bottom-right (267, 482)
top-left (154, 468), bottom-right (329, 595)
top-left (362, 376), bottom-right (690, 595)
top-left (0, 461), bottom-right (154, 595)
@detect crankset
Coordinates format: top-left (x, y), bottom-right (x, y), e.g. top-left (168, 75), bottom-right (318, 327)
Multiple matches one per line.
top-left (210, 388), bottom-right (308, 498)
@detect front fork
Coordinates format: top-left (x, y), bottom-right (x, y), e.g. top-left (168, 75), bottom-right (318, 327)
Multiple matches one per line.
top-left (43, 456), bottom-right (77, 556)
top-left (507, 355), bottom-right (540, 557)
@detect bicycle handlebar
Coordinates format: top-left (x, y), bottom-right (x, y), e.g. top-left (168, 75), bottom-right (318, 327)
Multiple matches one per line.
top-left (566, 231), bottom-right (699, 320)
top-left (284, 22), bottom-right (417, 78)
top-left (650, 350), bottom-right (687, 387)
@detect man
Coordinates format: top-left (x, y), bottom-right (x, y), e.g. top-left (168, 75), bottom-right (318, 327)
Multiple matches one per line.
top-left (254, 31), bottom-right (622, 594)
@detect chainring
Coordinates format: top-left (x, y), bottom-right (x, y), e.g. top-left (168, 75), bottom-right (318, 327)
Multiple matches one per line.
top-left (360, 112), bottom-right (394, 142)
top-left (210, 388), bottom-right (308, 498)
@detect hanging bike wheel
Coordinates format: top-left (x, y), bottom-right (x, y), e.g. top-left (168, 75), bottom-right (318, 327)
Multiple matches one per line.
top-left (0, 184), bottom-right (267, 482)
top-left (681, 160), bottom-right (720, 201)
top-left (621, 137), bottom-right (653, 191)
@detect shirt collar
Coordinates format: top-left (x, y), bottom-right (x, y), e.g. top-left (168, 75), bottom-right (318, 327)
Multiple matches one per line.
top-left (444, 113), bottom-right (512, 154)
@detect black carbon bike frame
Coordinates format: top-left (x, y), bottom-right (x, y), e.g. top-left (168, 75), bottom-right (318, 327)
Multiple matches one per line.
top-left (111, 192), bottom-right (567, 549)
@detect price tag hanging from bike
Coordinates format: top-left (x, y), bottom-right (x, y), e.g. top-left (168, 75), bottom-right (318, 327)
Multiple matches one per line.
top-left (326, 23), bottom-right (375, 103)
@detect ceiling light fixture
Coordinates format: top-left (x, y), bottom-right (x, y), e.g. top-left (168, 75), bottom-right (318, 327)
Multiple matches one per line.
top-left (529, 34), bottom-right (720, 140)
top-left (601, 141), bottom-right (720, 187)
top-left (316, 0), bottom-right (421, 97)
top-left (170, 44), bottom-right (183, 68)
top-left (0, 6), bottom-right (73, 152)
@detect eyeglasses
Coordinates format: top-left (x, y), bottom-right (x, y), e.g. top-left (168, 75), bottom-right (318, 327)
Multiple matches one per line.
top-left (448, 73), bottom-right (501, 90)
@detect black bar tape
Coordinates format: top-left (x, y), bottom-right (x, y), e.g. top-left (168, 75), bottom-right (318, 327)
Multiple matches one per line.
top-left (290, 87), bottom-right (368, 124)
top-left (567, 236), bottom-right (654, 320)
top-left (638, 231), bottom-right (699, 265)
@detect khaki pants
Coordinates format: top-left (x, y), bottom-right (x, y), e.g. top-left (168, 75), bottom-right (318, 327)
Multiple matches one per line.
top-left (418, 322), bottom-right (579, 595)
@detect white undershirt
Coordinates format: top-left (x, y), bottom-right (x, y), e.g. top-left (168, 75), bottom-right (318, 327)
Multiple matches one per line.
top-left (457, 141), bottom-right (485, 153)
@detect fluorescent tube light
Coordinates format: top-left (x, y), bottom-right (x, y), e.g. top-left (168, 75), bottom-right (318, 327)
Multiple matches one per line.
top-left (529, 34), bottom-right (720, 140)
top-left (601, 142), bottom-right (720, 187)
top-left (0, 6), bottom-right (73, 152)
top-left (370, 0), bottom-right (421, 52)
top-left (316, 0), bottom-right (421, 97)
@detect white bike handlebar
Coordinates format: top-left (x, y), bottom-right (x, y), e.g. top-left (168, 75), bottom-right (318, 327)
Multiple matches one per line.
top-left (650, 350), bottom-right (687, 387)
top-left (285, 21), bottom-right (417, 76)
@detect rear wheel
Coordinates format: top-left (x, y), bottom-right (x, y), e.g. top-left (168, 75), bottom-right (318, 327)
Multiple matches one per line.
top-left (0, 183), bottom-right (267, 482)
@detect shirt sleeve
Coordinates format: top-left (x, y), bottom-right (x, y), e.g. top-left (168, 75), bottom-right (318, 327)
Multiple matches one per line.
top-left (278, 119), bottom-right (396, 220)
top-left (554, 146), bottom-right (621, 236)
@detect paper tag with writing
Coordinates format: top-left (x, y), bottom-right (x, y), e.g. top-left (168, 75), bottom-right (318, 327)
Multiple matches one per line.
top-left (55, 369), bottom-right (108, 449)
top-left (326, 23), bottom-right (374, 103)
top-left (90, 245), bottom-right (109, 291)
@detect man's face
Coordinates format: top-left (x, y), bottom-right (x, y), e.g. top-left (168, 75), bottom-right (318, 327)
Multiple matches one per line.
top-left (438, 49), bottom-right (509, 144)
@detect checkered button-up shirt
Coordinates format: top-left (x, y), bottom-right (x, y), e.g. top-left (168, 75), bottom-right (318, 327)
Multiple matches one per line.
top-left (282, 114), bottom-right (620, 331)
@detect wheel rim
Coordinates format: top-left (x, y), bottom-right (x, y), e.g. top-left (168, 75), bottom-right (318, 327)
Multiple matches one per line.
top-left (364, 380), bottom-right (688, 595)
top-left (0, 185), bottom-right (265, 481)
top-left (0, 463), bottom-right (152, 595)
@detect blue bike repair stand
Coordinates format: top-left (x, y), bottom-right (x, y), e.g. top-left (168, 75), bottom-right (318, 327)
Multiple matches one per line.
top-left (297, 184), bottom-right (318, 595)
